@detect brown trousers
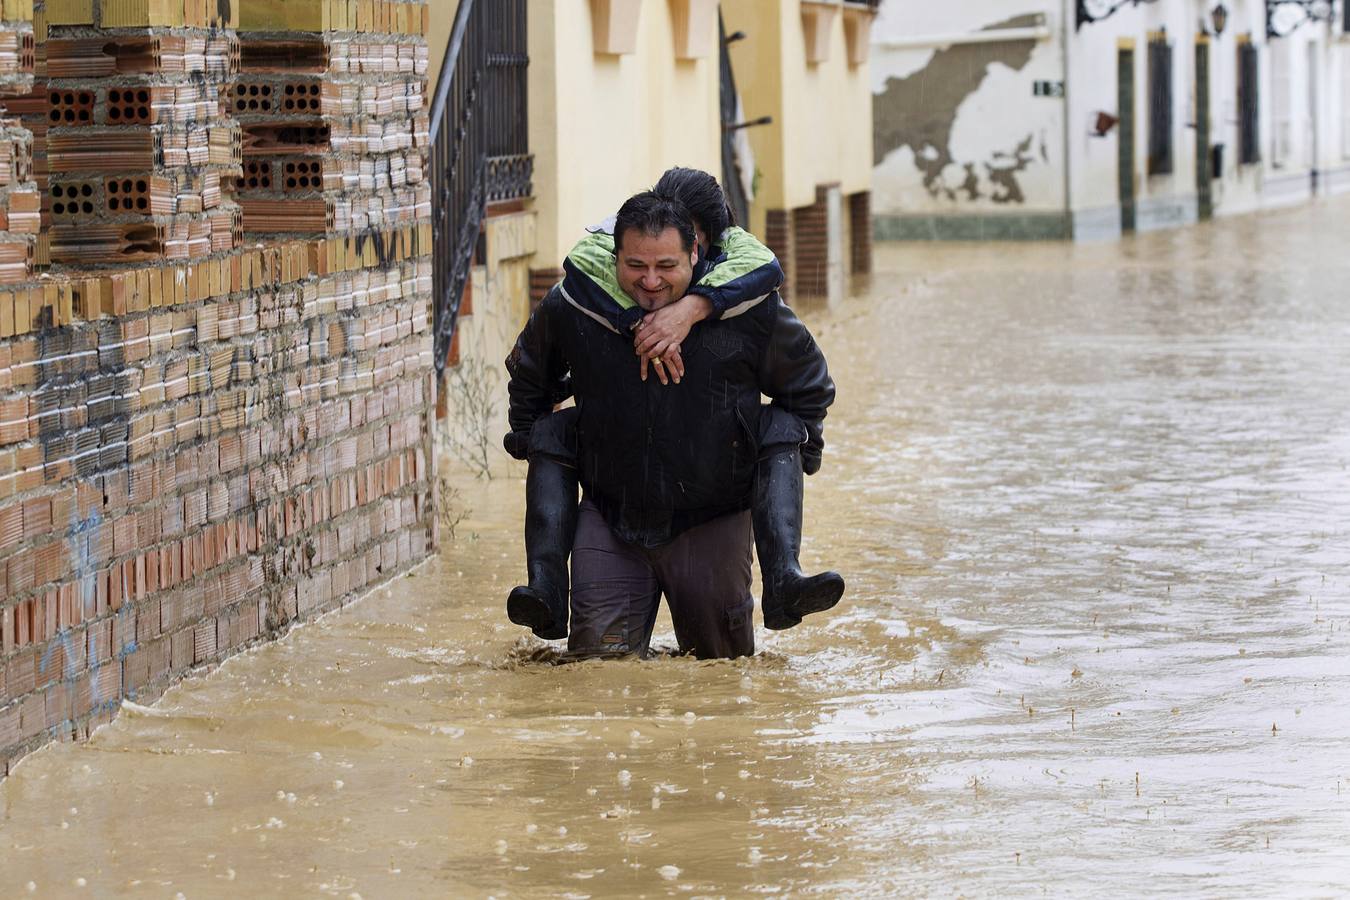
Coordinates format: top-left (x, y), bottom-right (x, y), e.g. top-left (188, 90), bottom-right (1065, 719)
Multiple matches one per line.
top-left (568, 497), bottom-right (755, 660)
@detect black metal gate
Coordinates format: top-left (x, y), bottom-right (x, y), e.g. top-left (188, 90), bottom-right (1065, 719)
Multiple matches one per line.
top-left (429, 0), bottom-right (532, 376)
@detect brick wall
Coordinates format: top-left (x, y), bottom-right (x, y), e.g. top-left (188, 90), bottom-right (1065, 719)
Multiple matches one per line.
top-left (0, 0), bottom-right (436, 779)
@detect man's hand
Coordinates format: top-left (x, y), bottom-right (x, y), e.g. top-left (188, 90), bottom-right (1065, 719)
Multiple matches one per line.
top-left (635, 294), bottom-right (713, 385)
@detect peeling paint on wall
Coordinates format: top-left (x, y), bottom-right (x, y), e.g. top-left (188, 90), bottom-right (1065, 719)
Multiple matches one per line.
top-left (986, 133), bottom-right (1039, 204)
top-left (872, 14), bottom-right (1041, 204)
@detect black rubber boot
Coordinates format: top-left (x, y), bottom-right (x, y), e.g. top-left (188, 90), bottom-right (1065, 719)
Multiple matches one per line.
top-left (754, 446), bottom-right (845, 631)
top-left (507, 454), bottom-right (577, 640)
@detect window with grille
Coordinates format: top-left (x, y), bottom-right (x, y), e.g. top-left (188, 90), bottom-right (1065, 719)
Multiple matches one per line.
top-left (1238, 40), bottom-right (1260, 165)
top-left (1148, 34), bottom-right (1174, 176)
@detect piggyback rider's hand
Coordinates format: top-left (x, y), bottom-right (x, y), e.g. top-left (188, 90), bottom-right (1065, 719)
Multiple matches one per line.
top-left (634, 294), bottom-right (713, 385)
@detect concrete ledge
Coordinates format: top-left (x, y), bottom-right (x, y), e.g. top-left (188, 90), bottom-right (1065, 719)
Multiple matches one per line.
top-left (1319, 164), bottom-right (1350, 195)
top-left (1263, 168), bottom-right (1313, 207)
top-left (1136, 194), bottom-right (1198, 233)
top-left (873, 211), bottom-right (1071, 242)
top-left (1071, 206), bottom-right (1123, 242)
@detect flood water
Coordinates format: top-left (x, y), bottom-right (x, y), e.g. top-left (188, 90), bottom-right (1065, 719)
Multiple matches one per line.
top-left (4, 199), bottom-right (1350, 897)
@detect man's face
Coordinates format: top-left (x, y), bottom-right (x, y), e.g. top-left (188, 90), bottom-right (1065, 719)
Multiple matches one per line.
top-left (615, 227), bottom-right (697, 312)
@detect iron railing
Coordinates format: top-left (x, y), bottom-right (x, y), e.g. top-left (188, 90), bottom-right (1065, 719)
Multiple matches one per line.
top-left (429, 0), bottom-right (532, 375)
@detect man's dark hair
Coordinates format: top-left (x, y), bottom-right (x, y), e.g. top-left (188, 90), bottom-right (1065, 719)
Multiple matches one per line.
top-left (654, 167), bottom-right (733, 241)
top-left (613, 191), bottom-right (697, 254)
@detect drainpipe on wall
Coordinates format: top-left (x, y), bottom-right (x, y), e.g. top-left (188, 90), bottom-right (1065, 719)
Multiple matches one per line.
top-left (1060, 0), bottom-right (1075, 239)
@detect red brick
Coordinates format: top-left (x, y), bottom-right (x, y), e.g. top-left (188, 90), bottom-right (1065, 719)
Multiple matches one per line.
top-left (6, 548), bottom-right (34, 594)
top-left (36, 638), bottom-right (65, 689)
top-left (86, 619), bottom-right (113, 665)
top-left (44, 682), bottom-right (72, 730)
top-left (133, 554), bottom-right (147, 599)
top-left (135, 598), bottom-right (162, 645)
top-left (192, 618), bottom-right (217, 664)
top-left (110, 563), bottom-right (126, 611)
top-left (6, 650), bottom-right (35, 700)
top-left (113, 607), bottom-right (136, 656)
top-left (44, 590), bottom-right (59, 643)
top-left (0, 503), bottom-right (22, 552)
top-left (22, 498), bottom-right (51, 541)
top-left (143, 551), bottom-right (161, 594)
top-left (169, 628), bottom-right (194, 673)
top-left (92, 662), bottom-right (121, 708)
top-left (59, 583), bottom-right (81, 630)
top-left (0, 702), bottom-right (22, 750)
top-left (18, 693), bottom-right (44, 740)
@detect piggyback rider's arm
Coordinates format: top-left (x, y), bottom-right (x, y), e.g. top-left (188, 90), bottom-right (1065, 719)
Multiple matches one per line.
top-left (684, 226), bottom-right (784, 318)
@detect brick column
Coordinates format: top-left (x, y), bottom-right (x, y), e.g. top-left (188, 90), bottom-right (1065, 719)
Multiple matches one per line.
top-left (233, 0), bottom-right (434, 628)
top-left (529, 265), bottom-right (563, 314)
top-left (792, 190), bottom-right (829, 298)
top-left (764, 209), bottom-right (793, 302)
top-left (0, 0), bottom-right (37, 284)
top-left (848, 190), bottom-right (871, 275)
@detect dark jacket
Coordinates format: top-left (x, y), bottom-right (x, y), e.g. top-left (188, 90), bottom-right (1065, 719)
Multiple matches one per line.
top-left (505, 284), bottom-right (834, 548)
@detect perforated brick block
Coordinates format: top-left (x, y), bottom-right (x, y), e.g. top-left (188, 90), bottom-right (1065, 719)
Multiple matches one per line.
top-left (280, 82), bottom-right (322, 115)
top-left (241, 160), bottom-right (273, 191)
top-left (48, 180), bottom-right (100, 221)
top-left (105, 87), bottom-right (155, 126)
top-left (230, 81), bottom-right (277, 116)
top-left (282, 159), bottom-right (324, 193)
top-left (48, 89), bottom-right (95, 126)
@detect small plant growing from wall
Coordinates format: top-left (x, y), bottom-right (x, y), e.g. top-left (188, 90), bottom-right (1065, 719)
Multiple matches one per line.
top-left (436, 478), bottom-right (472, 541)
top-left (441, 356), bottom-right (499, 479)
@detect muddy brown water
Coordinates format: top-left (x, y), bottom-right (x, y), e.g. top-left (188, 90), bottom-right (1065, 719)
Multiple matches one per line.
top-left (4, 200), bottom-right (1350, 897)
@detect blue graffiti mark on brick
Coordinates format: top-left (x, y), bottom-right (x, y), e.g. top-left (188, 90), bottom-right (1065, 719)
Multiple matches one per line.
top-left (38, 630), bottom-right (78, 683)
top-left (67, 497), bottom-right (103, 632)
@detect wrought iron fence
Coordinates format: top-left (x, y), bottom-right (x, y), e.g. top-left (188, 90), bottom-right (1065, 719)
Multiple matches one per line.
top-left (429, 0), bottom-right (532, 376)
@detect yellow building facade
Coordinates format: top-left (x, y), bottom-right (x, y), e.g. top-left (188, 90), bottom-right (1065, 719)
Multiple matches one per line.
top-left (427, 0), bottom-right (874, 473)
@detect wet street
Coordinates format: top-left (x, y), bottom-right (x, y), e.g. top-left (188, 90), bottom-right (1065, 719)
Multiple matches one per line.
top-left (3, 198), bottom-right (1350, 897)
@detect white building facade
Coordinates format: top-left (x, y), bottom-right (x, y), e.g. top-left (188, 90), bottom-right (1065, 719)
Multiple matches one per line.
top-left (871, 0), bottom-right (1350, 240)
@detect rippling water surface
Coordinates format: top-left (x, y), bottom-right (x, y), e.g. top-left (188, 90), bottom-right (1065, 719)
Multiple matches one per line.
top-left (3, 201), bottom-right (1350, 897)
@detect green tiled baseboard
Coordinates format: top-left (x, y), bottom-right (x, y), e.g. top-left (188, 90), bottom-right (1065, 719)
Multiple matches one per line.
top-left (873, 212), bottom-right (1072, 242)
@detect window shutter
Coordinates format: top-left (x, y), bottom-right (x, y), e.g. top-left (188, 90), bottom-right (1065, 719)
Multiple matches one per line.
top-left (1148, 35), bottom-right (1174, 176)
top-left (1239, 41), bottom-right (1260, 164)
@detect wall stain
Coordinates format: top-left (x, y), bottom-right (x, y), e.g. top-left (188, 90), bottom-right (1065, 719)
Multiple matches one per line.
top-left (873, 14), bottom-right (1041, 203)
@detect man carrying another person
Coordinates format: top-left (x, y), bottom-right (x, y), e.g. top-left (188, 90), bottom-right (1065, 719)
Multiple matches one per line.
top-left (504, 183), bottom-right (839, 659)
